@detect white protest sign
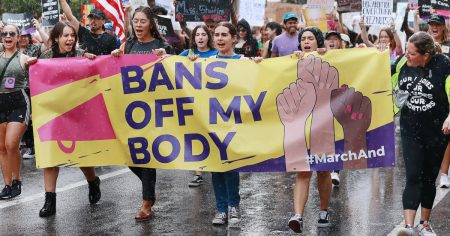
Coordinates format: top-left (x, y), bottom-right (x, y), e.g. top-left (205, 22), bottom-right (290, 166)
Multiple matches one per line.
top-left (362, 0), bottom-right (393, 26)
top-left (238, 0), bottom-right (266, 26)
top-left (307, 0), bottom-right (335, 11)
top-left (155, 0), bottom-right (173, 11)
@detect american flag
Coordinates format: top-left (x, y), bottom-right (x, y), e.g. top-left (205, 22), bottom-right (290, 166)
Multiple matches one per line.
top-left (89, 0), bottom-right (126, 41)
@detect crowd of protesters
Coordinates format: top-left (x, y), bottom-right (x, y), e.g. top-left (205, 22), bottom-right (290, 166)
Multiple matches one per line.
top-left (1, 1), bottom-right (450, 235)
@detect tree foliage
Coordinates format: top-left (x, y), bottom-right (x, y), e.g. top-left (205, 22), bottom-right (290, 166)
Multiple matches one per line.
top-left (0, 0), bottom-right (90, 20)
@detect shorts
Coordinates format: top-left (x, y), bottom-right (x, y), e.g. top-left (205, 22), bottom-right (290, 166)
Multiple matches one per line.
top-left (0, 89), bottom-right (30, 125)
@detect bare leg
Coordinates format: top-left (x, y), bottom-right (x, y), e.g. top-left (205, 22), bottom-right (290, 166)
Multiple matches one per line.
top-left (80, 167), bottom-right (96, 181)
top-left (317, 171), bottom-right (332, 210)
top-left (420, 207), bottom-right (431, 222)
top-left (439, 143), bottom-right (450, 175)
top-left (0, 123), bottom-right (9, 186)
top-left (404, 209), bottom-right (417, 226)
top-left (43, 167), bottom-right (60, 192)
top-left (294, 172), bottom-right (312, 215)
top-left (195, 171), bottom-right (202, 176)
top-left (5, 122), bottom-right (27, 182)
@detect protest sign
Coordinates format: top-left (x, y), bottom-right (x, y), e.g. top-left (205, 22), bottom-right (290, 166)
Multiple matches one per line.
top-left (362, 0), bottom-right (394, 26)
top-left (337, 0), bottom-right (362, 12)
top-left (265, 2), bottom-right (303, 23)
top-left (307, 0), bottom-right (334, 12)
top-left (30, 49), bottom-right (395, 172)
top-left (303, 8), bottom-right (328, 32)
top-left (41, 0), bottom-right (60, 27)
top-left (238, 0), bottom-right (266, 27)
top-left (175, 0), bottom-right (230, 22)
top-left (154, 15), bottom-right (179, 44)
top-left (432, 0), bottom-right (450, 17)
top-left (419, 0), bottom-right (432, 17)
top-left (127, 0), bottom-right (148, 10)
top-left (155, 0), bottom-right (173, 11)
top-left (81, 5), bottom-right (95, 27)
top-left (2, 13), bottom-right (35, 35)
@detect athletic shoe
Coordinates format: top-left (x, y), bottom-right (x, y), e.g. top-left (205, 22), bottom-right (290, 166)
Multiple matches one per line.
top-left (397, 225), bottom-right (414, 236)
top-left (416, 221), bottom-right (436, 236)
top-left (288, 214), bottom-right (303, 233)
top-left (212, 212), bottom-right (227, 225)
top-left (0, 185), bottom-right (12, 200)
top-left (229, 206), bottom-right (240, 224)
top-left (23, 147), bottom-right (35, 159)
top-left (11, 180), bottom-right (22, 198)
top-left (331, 172), bottom-right (340, 186)
top-left (439, 174), bottom-right (450, 188)
top-left (317, 210), bottom-right (331, 227)
top-left (88, 176), bottom-right (101, 204)
top-left (188, 175), bottom-right (203, 187)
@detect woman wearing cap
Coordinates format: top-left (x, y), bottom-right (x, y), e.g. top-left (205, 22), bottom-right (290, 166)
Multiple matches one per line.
top-left (359, 17), bottom-right (403, 64)
top-left (0, 24), bottom-right (32, 200)
top-left (395, 31), bottom-right (450, 236)
top-left (288, 27), bottom-right (333, 233)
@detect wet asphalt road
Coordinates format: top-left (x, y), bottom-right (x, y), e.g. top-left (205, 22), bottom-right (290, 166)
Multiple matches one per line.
top-left (1, 124), bottom-right (450, 235)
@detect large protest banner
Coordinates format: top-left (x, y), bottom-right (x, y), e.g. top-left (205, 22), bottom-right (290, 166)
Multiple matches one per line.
top-left (337, 0), bottom-right (362, 12)
top-left (41, 0), bottom-right (60, 27)
top-left (175, 0), bottom-right (231, 22)
top-left (30, 49), bottom-right (395, 172)
top-left (238, 0), bottom-right (266, 27)
top-left (432, 0), bottom-right (450, 17)
top-left (362, 0), bottom-right (393, 26)
top-left (1, 13), bottom-right (35, 35)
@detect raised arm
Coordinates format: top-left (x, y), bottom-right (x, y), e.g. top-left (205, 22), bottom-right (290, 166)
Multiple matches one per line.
top-left (391, 21), bottom-right (403, 55)
top-left (59, 0), bottom-right (80, 32)
top-left (230, 0), bottom-right (238, 27)
top-left (413, 8), bottom-right (420, 33)
top-left (359, 16), bottom-right (374, 47)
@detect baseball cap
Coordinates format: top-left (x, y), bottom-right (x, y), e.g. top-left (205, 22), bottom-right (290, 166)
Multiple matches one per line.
top-left (340, 33), bottom-right (353, 47)
top-left (88, 8), bottom-right (106, 19)
top-left (428, 14), bottom-right (445, 25)
top-left (325, 31), bottom-right (342, 40)
top-left (283, 12), bottom-right (298, 22)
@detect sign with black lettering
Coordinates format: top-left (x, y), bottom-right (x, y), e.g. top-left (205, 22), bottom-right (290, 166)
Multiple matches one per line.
top-left (432, 0), bottom-right (450, 17)
top-left (154, 15), bottom-right (179, 44)
top-left (175, 0), bottom-right (231, 22)
top-left (1, 13), bottom-right (35, 34)
top-left (41, 0), bottom-right (60, 27)
top-left (419, 0), bottom-right (432, 17)
top-left (337, 0), bottom-right (362, 12)
top-left (362, 0), bottom-right (393, 26)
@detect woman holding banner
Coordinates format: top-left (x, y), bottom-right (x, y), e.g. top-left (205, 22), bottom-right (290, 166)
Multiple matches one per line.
top-left (27, 22), bottom-right (101, 217)
top-left (0, 24), bottom-right (32, 200)
top-left (111, 6), bottom-right (173, 222)
top-left (394, 31), bottom-right (450, 236)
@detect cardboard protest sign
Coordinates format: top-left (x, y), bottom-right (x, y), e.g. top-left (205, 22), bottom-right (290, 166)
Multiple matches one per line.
top-left (154, 15), bottom-right (179, 44)
top-left (432, 0), bottom-right (450, 17)
top-left (362, 0), bottom-right (394, 26)
top-left (238, 0), bottom-right (266, 27)
top-left (2, 13), bottom-right (35, 35)
top-left (41, 0), bottom-right (60, 27)
top-left (303, 8), bottom-right (328, 32)
top-left (337, 0), bottom-right (362, 12)
top-left (307, 0), bottom-right (334, 12)
top-left (265, 2), bottom-right (304, 24)
top-left (175, 0), bottom-right (231, 22)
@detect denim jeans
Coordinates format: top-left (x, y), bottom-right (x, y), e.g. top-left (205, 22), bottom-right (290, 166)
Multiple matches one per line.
top-left (211, 172), bottom-right (240, 213)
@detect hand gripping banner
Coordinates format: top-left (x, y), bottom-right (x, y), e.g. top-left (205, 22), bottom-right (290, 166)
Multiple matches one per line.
top-left (30, 48), bottom-right (395, 172)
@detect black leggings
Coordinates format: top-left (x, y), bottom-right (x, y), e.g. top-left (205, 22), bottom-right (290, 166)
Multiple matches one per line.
top-left (129, 167), bottom-right (156, 202)
top-left (401, 135), bottom-right (447, 210)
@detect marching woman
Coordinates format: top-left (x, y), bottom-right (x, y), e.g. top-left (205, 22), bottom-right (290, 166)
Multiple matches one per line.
top-left (179, 24), bottom-right (217, 187)
top-left (27, 22), bottom-right (101, 217)
top-left (111, 6), bottom-right (173, 222)
top-left (395, 32), bottom-right (450, 235)
top-left (0, 24), bottom-right (32, 199)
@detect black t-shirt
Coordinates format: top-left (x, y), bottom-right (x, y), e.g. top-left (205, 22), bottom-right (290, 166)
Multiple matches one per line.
top-left (78, 24), bottom-right (118, 55)
top-left (125, 38), bottom-right (174, 55)
top-left (397, 54), bottom-right (450, 138)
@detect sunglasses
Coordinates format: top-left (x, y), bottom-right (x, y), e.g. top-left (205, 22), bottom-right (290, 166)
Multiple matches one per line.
top-left (238, 29), bottom-right (246, 32)
top-left (1, 31), bottom-right (17, 37)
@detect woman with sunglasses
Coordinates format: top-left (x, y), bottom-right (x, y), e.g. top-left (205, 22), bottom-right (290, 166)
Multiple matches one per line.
top-left (0, 24), bottom-right (32, 200)
top-left (27, 21), bottom-right (101, 217)
top-left (112, 6), bottom-right (173, 222)
top-left (234, 19), bottom-right (260, 57)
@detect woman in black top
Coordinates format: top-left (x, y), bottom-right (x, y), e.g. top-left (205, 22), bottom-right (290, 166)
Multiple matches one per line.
top-left (396, 31), bottom-right (450, 235)
top-left (234, 19), bottom-right (259, 57)
top-left (112, 6), bottom-right (173, 222)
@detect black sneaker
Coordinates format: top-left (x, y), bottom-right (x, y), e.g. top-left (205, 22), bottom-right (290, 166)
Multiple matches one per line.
top-left (11, 180), bottom-right (22, 198)
top-left (188, 175), bottom-right (203, 187)
top-left (88, 176), bottom-right (101, 204)
top-left (317, 210), bottom-right (331, 227)
top-left (0, 185), bottom-right (12, 200)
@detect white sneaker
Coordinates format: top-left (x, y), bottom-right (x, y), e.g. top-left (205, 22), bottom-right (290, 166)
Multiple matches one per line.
top-left (439, 174), bottom-right (450, 188)
top-left (229, 206), bottom-right (240, 224)
top-left (22, 148), bottom-right (35, 159)
top-left (212, 212), bottom-right (227, 225)
top-left (397, 225), bottom-right (414, 236)
top-left (416, 221), bottom-right (436, 236)
top-left (331, 172), bottom-right (340, 186)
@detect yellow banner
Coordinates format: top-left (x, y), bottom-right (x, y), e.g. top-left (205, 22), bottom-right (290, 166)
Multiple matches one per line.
top-left (30, 49), bottom-right (395, 172)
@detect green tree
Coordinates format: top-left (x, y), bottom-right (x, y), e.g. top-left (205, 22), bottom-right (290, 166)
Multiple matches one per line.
top-left (0, 0), bottom-right (90, 20)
